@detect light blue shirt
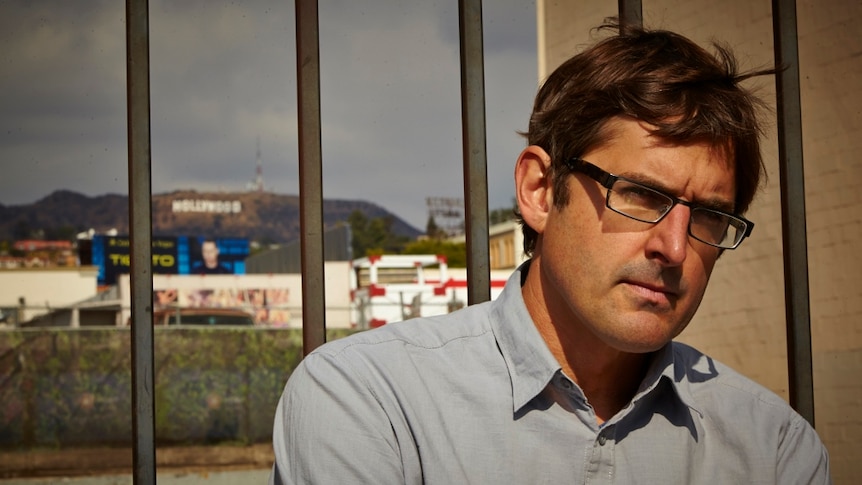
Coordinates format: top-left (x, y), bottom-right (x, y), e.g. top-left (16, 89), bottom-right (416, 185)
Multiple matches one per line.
top-left (271, 263), bottom-right (830, 484)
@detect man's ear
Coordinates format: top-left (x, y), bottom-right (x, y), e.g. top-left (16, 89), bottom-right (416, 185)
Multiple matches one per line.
top-left (515, 145), bottom-right (553, 234)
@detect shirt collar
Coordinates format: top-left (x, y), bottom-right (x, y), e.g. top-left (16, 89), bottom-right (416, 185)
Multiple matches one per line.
top-left (488, 261), bottom-right (703, 418)
top-left (489, 262), bottom-right (562, 413)
top-left (633, 342), bottom-right (704, 418)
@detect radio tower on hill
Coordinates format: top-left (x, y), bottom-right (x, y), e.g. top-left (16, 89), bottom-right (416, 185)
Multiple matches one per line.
top-left (248, 137), bottom-right (264, 192)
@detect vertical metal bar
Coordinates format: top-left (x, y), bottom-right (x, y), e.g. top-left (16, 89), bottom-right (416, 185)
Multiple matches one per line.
top-left (296, 0), bottom-right (326, 355)
top-left (458, 0), bottom-right (491, 305)
top-left (772, 0), bottom-right (815, 425)
top-left (618, 0), bottom-right (643, 27)
top-left (125, 0), bottom-right (156, 482)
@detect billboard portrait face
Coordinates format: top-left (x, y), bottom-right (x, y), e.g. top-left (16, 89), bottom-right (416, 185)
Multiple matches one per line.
top-left (201, 240), bottom-right (220, 269)
top-left (191, 238), bottom-right (231, 275)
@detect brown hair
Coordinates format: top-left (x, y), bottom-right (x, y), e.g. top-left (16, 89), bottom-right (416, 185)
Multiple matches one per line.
top-left (517, 18), bottom-right (775, 256)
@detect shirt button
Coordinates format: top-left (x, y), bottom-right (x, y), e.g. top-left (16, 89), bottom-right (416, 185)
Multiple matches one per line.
top-left (597, 435), bottom-right (607, 446)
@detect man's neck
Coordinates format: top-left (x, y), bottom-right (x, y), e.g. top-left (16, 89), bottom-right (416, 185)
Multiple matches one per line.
top-left (521, 258), bottom-right (650, 424)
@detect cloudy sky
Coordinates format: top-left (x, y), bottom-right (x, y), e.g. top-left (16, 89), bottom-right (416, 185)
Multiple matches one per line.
top-left (0, 0), bottom-right (538, 231)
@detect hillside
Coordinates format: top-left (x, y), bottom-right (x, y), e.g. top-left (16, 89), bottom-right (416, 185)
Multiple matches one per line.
top-left (0, 190), bottom-right (423, 243)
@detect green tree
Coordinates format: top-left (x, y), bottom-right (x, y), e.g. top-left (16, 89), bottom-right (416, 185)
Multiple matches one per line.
top-left (44, 224), bottom-right (83, 241)
top-left (489, 198), bottom-right (518, 225)
top-left (425, 216), bottom-right (448, 240)
top-left (13, 219), bottom-right (34, 240)
top-left (402, 239), bottom-right (467, 267)
top-left (348, 210), bottom-right (409, 258)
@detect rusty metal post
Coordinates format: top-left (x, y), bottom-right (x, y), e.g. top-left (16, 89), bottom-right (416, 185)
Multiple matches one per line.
top-left (125, 0), bottom-right (156, 481)
top-left (618, 0), bottom-right (643, 26)
top-left (772, 0), bottom-right (815, 426)
top-left (296, 0), bottom-right (326, 354)
top-left (458, 0), bottom-right (491, 304)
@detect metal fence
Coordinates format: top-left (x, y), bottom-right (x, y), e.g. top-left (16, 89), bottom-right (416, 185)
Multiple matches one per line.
top-left (123, 0), bottom-right (813, 483)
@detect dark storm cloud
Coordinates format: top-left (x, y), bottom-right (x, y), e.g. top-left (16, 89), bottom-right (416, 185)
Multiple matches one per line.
top-left (0, 0), bottom-right (536, 229)
top-left (0, 0), bottom-right (128, 199)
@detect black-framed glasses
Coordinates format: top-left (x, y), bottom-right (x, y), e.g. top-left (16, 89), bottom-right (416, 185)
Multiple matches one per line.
top-left (563, 158), bottom-right (754, 249)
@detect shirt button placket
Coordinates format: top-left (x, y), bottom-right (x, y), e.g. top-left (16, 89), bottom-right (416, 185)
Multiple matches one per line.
top-left (597, 425), bottom-right (614, 446)
top-left (587, 427), bottom-right (615, 484)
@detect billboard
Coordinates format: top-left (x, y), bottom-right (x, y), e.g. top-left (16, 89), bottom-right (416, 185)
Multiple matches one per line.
top-left (89, 235), bottom-right (249, 285)
top-left (153, 287), bottom-right (291, 326)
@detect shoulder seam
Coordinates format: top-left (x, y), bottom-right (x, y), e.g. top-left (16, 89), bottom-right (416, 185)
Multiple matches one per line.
top-left (319, 327), bottom-right (493, 356)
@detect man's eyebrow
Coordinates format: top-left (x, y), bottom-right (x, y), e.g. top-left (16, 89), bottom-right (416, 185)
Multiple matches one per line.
top-left (617, 170), bottom-right (736, 212)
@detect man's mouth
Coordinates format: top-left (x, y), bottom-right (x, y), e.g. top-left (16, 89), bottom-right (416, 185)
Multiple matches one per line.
top-left (622, 279), bottom-right (679, 306)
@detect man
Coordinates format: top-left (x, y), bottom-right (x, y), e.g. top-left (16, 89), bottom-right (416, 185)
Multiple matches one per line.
top-left (192, 238), bottom-right (231, 274)
top-left (271, 20), bottom-right (831, 484)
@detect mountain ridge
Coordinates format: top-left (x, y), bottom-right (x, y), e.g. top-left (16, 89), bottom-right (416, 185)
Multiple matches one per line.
top-left (0, 189), bottom-right (423, 243)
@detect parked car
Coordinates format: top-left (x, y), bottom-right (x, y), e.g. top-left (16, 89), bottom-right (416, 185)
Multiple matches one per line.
top-left (153, 308), bottom-right (255, 326)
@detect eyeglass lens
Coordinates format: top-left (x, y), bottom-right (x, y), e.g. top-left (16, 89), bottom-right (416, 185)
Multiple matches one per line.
top-left (607, 179), bottom-right (742, 248)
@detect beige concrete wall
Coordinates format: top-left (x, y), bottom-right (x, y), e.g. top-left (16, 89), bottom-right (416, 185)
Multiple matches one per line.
top-left (0, 267), bottom-right (100, 322)
top-left (538, 1), bottom-right (862, 482)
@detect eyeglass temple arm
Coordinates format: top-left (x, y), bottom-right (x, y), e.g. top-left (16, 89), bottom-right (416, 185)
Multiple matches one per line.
top-left (567, 158), bottom-right (616, 188)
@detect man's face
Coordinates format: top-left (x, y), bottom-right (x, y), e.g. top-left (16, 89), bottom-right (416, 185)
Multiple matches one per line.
top-left (202, 241), bottom-right (219, 268)
top-left (537, 117), bottom-right (735, 353)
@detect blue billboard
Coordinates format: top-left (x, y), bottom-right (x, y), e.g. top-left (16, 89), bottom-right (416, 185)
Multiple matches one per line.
top-left (88, 235), bottom-right (249, 285)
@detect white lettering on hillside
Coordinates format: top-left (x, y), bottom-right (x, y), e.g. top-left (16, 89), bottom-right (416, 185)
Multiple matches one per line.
top-left (171, 199), bottom-right (242, 214)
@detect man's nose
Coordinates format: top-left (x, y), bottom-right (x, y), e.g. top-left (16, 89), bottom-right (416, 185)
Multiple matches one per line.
top-left (644, 204), bottom-right (689, 266)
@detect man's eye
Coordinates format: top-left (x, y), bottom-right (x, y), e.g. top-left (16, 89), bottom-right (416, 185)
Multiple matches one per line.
top-left (696, 209), bottom-right (730, 225)
top-left (618, 185), bottom-right (667, 207)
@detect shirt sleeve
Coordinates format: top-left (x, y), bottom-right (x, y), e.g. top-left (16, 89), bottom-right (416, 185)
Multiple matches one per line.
top-left (270, 351), bottom-right (406, 485)
top-left (776, 413), bottom-right (832, 485)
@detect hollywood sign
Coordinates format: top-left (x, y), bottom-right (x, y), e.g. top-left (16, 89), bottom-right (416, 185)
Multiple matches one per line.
top-left (171, 199), bottom-right (242, 214)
